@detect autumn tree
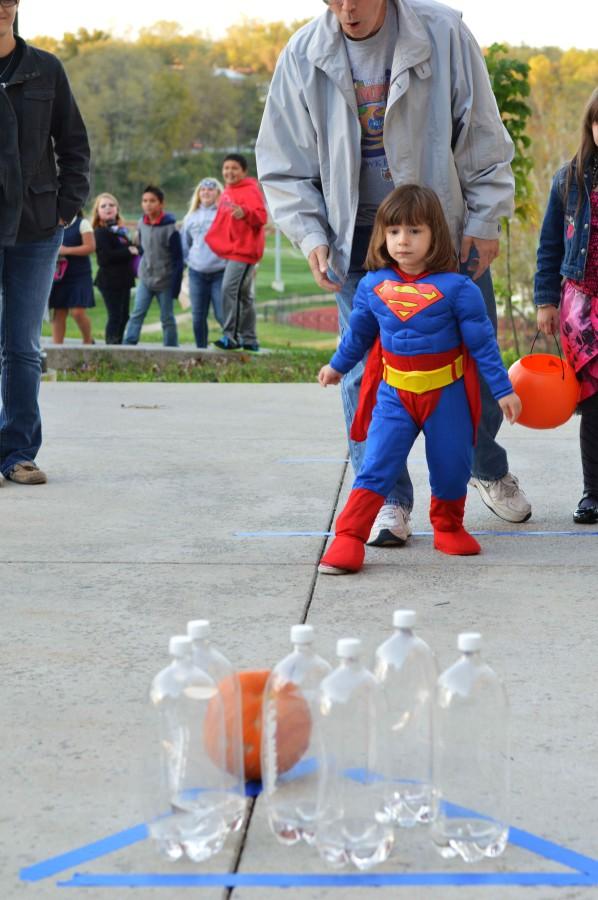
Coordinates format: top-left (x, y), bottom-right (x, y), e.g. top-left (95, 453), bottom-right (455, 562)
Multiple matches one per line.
top-left (485, 43), bottom-right (534, 355)
top-left (214, 19), bottom-right (310, 76)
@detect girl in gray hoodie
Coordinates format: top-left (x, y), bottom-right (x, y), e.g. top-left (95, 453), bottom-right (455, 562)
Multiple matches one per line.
top-left (181, 178), bottom-right (226, 348)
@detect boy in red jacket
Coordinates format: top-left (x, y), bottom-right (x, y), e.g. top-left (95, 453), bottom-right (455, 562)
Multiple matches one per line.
top-left (206, 154), bottom-right (267, 351)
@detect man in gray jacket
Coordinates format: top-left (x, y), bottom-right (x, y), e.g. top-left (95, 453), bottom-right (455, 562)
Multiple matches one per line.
top-left (256, 0), bottom-right (531, 543)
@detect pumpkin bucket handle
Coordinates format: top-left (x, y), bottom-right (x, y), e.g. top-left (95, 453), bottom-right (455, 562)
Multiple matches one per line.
top-left (529, 330), bottom-right (565, 381)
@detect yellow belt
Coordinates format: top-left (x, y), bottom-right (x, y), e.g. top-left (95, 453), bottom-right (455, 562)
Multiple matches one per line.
top-left (383, 354), bottom-right (464, 394)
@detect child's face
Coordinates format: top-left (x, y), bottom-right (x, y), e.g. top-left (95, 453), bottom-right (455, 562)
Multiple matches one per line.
top-left (385, 223), bottom-right (432, 275)
top-left (141, 192), bottom-right (163, 219)
top-left (97, 196), bottom-right (119, 223)
top-left (222, 160), bottom-right (246, 186)
top-left (199, 186), bottom-right (219, 207)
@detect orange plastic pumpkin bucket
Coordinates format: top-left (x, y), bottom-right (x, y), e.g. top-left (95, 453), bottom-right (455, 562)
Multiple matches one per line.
top-left (508, 337), bottom-right (580, 429)
top-left (204, 670), bottom-right (312, 781)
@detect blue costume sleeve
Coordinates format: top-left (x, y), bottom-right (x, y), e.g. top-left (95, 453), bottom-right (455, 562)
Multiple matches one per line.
top-left (329, 276), bottom-right (380, 373)
top-left (453, 277), bottom-right (513, 400)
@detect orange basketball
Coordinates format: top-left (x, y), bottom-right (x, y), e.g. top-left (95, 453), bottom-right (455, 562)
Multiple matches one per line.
top-left (508, 353), bottom-right (580, 429)
top-left (204, 669), bottom-right (311, 781)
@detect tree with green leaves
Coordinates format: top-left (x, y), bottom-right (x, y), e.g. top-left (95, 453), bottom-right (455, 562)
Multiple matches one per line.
top-left (485, 43), bottom-right (534, 356)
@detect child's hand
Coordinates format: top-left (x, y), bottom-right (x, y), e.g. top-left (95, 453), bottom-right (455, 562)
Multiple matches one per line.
top-left (318, 364), bottom-right (342, 387)
top-left (537, 305), bottom-right (559, 335)
top-left (498, 392), bottom-right (522, 424)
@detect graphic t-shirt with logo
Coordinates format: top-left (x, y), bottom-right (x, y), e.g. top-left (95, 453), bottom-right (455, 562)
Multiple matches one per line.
top-left (343, 2), bottom-right (398, 226)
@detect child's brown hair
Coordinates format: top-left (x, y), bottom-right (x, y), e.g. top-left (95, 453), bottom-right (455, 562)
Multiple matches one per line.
top-left (365, 184), bottom-right (458, 274)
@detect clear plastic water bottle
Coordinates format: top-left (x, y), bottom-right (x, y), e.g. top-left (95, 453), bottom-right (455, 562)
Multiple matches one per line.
top-left (431, 632), bottom-right (510, 862)
top-left (148, 635), bottom-right (234, 862)
top-left (374, 609), bottom-right (437, 827)
top-left (261, 624), bottom-right (332, 846)
top-left (314, 638), bottom-right (394, 871)
top-left (187, 620), bottom-right (246, 835)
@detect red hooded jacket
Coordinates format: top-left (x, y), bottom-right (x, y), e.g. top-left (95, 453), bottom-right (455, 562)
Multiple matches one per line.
top-left (205, 177), bottom-right (267, 265)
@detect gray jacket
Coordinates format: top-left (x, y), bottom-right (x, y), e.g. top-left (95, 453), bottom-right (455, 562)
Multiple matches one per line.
top-left (137, 212), bottom-right (184, 296)
top-left (256, 0), bottom-right (515, 280)
top-left (181, 206), bottom-right (226, 274)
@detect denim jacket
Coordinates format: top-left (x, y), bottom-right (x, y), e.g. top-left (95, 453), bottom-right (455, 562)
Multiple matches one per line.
top-left (534, 161), bottom-right (593, 307)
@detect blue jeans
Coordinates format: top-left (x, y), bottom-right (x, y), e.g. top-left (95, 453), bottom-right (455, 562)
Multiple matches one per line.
top-left (188, 268), bottom-right (224, 347)
top-left (124, 280), bottom-right (178, 347)
top-left (335, 255), bottom-right (508, 511)
top-left (0, 229), bottom-right (63, 475)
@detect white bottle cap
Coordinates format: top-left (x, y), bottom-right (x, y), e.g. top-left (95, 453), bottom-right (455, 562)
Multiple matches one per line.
top-left (187, 620), bottom-right (210, 640)
top-left (336, 638), bottom-right (362, 659)
top-left (393, 609), bottom-right (416, 628)
top-left (458, 632), bottom-right (482, 652)
top-left (291, 624), bottom-right (314, 644)
top-left (169, 635), bottom-right (192, 657)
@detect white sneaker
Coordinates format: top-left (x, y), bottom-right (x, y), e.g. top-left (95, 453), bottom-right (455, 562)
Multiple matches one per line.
top-left (469, 473), bottom-right (531, 523)
top-left (367, 502), bottom-right (412, 547)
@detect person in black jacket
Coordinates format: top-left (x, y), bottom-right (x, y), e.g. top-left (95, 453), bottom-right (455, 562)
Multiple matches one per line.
top-left (91, 193), bottom-right (138, 344)
top-left (0, 2), bottom-right (90, 485)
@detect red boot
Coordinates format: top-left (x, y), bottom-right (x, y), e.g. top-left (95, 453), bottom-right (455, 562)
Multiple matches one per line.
top-left (319, 488), bottom-right (385, 574)
top-left (430, 496), bottom-right (481, 556)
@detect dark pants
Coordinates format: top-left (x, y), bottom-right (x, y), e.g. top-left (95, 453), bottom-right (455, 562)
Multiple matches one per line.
top-left (0, 229), bottom-right (63, 475)
top-left (580, 392), bottom-right (598, 496)
top-left (100, 286), bottom-right (130, 344)
top-left (188, 268), bottom-right (224, 348)
top-left (220, 260), bottom-right (257, 347)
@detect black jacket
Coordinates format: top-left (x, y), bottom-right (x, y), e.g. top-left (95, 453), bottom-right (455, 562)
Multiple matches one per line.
top-left (94, 226), bottom-right (136, 291)
top-left (0, 37), bottom-right (90, 245)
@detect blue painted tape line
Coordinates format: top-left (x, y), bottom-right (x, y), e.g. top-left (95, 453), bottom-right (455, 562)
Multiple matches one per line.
top-left (278, 458), bottom-right (349, 464)
top-left (509, 825), bottom-right (598, 875)
top-left (442, 803), bottom-right (598, 876)
top-left (58, 871), bottom-right (597, 888)
top-left (235, 530), bottom-right (598, 538)
top-left (245, 779), bottom-right (263, 797)
top-left (19, 824), bottom-right (148, 882)
top-left (235, 531), bottom-right (333, 537)
top-left (468, 530), bottom-right (598, 537)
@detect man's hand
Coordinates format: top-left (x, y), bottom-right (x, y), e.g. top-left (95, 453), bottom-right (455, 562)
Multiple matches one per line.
top-left (308, 245), bottom-right (338, 292)
top-left (318, 364), bottom-right (342, 387)
top-left (498, 392), bottom-right (522, 424)
top-left (460, 236), bottom-right (499, 280)
top-left (537, 305), bottom-right (560, 336)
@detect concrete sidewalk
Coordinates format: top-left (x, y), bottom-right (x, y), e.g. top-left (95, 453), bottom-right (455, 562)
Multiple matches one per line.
top-left (4, 383), bottom-right (597, 899)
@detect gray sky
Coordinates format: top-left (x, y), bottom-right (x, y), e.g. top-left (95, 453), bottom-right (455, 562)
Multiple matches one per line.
top-left (20, 0), bottom-right (596, 50)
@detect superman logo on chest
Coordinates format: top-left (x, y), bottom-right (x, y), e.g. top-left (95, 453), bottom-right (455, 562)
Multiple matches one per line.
top-left (374, 279), bottom-right (444, 322)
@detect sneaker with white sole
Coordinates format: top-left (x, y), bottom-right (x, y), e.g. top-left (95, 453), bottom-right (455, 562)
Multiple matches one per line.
top-left (367, 502), bottom-right (412, 547)
top-left (469, 473), bottom-right (531, 523)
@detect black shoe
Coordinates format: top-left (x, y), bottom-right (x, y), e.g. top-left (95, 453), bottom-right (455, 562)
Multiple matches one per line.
top-left (573, 493), bottom-right (598, 524)
top-left (241, 343), bottom-right (260, 352)
top-left (214, 338), bottom-right (239, 350)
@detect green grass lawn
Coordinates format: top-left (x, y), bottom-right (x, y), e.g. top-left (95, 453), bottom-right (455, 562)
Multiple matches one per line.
top-left (57, 348), bottom-right (333, 383)
top-left (42, 231), bottom-right (333, 348)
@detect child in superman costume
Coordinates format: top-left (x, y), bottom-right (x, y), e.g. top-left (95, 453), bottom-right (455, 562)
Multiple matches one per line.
top-left (318, 186), bottom-right (521, 575)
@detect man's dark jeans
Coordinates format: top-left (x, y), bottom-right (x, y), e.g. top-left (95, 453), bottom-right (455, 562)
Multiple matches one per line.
top-left (0, 229), bottom-right (63, 475)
